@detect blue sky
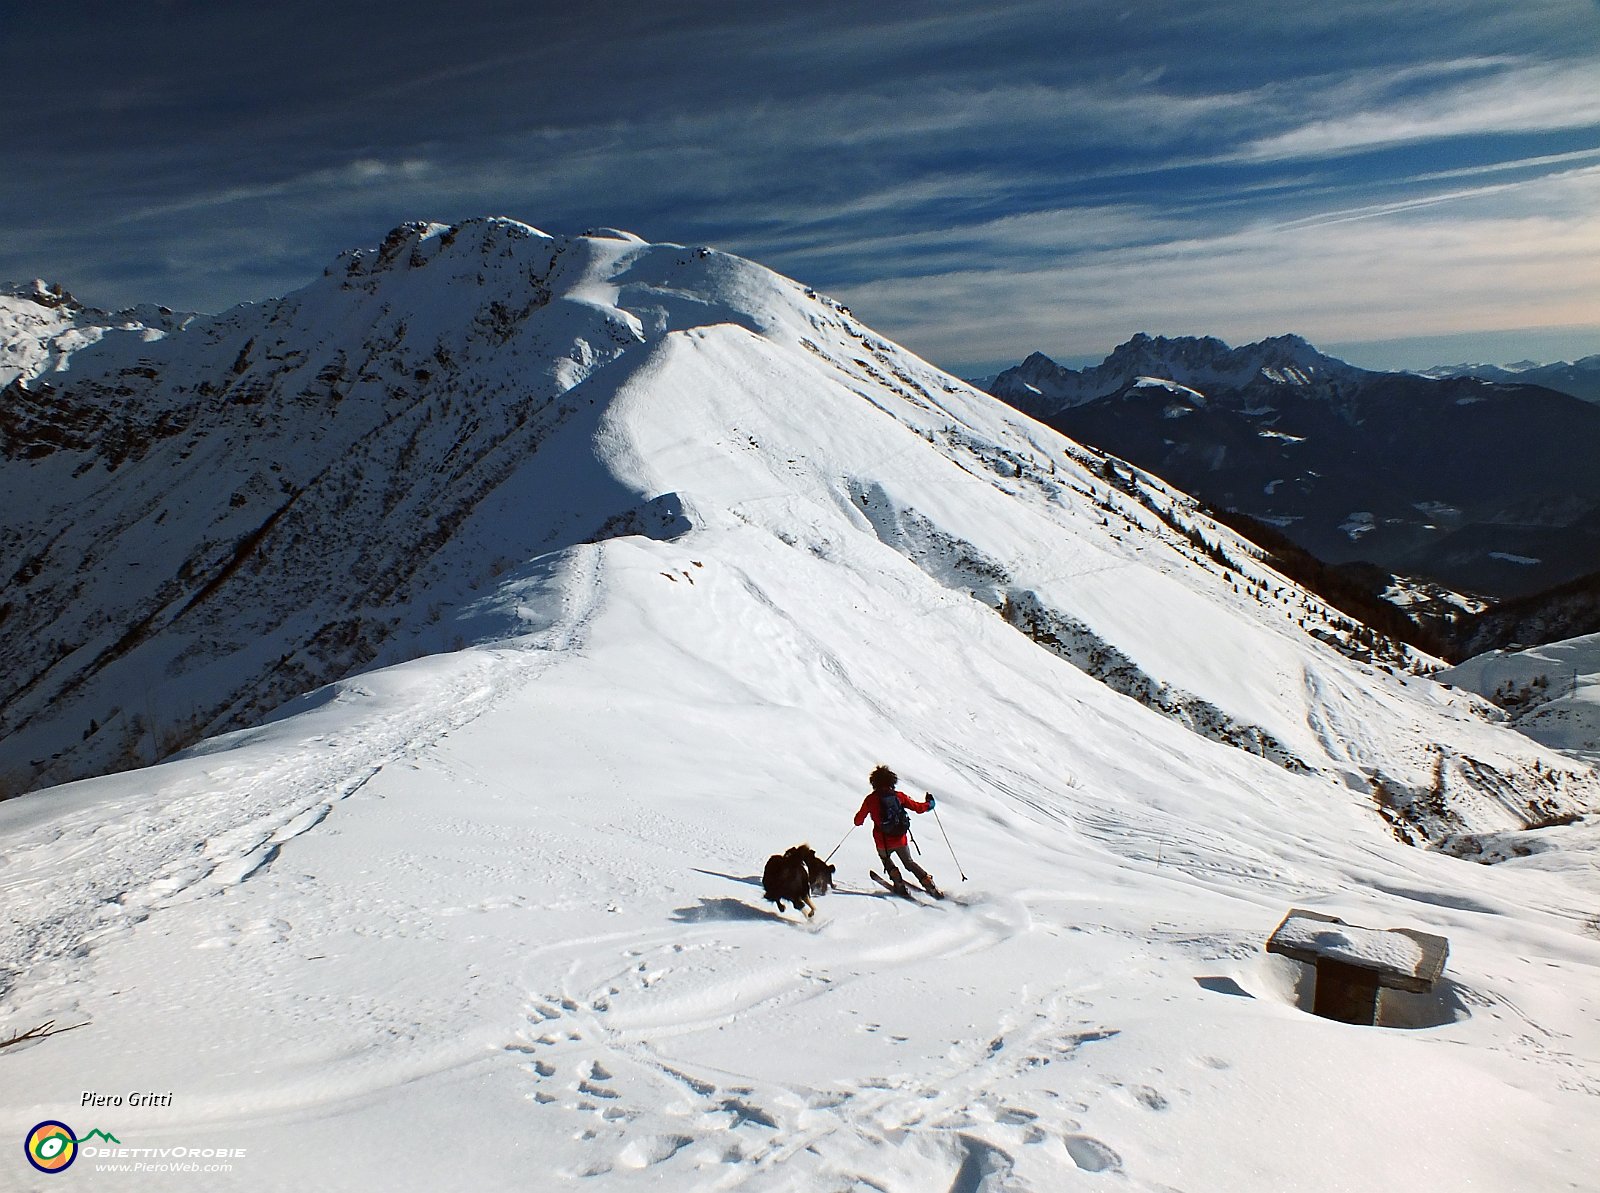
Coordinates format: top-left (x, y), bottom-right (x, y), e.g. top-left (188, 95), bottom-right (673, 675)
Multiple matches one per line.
top-left (3, 1), bottom-right (1596, 375)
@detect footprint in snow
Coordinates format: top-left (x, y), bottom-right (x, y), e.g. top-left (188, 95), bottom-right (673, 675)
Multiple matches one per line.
top-left (1130, 1083), bottom-right (1169, 1111)
top-left (661, 1066), bottom-right (717, 1097)
top-left (1064, 1134), bottom-right (1123, 1173)
top-left (948, 1135), bottom-right (1017, 1193)
top-left (616, 1134), bottom-right (694, 1169)
top-left (719, 1096), bottom-right (779, 1130)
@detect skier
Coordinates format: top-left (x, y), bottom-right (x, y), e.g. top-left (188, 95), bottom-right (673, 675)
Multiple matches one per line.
top-left (854, 765), bottom-right (941, 897)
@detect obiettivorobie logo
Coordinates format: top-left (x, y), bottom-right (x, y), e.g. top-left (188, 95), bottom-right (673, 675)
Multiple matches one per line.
top-left (22, 1119), bottom-right (246, 1177)
top-left (24, 1123), bottom-right (121, 1175)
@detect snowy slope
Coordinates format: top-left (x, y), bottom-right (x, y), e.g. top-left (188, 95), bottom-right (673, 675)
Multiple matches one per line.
top-left (0, 279), bottom-right (189, 387)
top-left (1440, 634), bottom-right (1600, 758)
top-left (3, 220), bottom-right (1599, 1192)
top-left (3, 219), bottom-right (1589, 843)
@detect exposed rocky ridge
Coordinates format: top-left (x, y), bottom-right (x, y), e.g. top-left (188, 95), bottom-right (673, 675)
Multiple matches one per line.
top-left (989, 332), bottom-right (1369, 412)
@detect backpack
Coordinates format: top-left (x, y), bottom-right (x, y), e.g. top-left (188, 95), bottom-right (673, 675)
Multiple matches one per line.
top-left (877, 789), bottom-right (910, 837)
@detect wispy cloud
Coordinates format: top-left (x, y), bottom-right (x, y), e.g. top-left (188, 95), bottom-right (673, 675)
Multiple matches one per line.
top-left (1245, 59), bottom-right (1600, 160)
top-left (1396, 147), bottom-right (1600, 185)
top-left (108, 159), bottom-right (436, 227)
top-left (839, 167), bottom-right (1600, 368)
top-left (3, 1), bottom-right (1595, 365)
top-left (1262, 162), bottom-right (1600, 231)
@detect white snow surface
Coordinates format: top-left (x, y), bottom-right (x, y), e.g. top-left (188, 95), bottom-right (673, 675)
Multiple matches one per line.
top-left (1273, 918), bottom-right (1425, 976)
top-left (1338, 511), bottom-right (1376, 540)
top-left (1442, 634), bottom-right (1600, 758)
top-left (1131, 375), bottom-right (1206, 404)
top-left (1380, 576), bottom-right (1489, 616)
top-left (0, 280), bottom-right (188, 386)
top-left (3, 219), bottom-right (1599, 1191)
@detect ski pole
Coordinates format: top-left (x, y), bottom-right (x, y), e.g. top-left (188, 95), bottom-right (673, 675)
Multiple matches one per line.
top-left (930, 797), bottom-right (968, 881)
top-left (823, 823), bottom-right (857, 863)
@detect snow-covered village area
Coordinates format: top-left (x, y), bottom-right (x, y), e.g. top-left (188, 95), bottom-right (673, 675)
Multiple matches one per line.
top-left (5, 6), bottom-right (1600, 1191)
top-left (3, 218), bottom-right (1598, 1191)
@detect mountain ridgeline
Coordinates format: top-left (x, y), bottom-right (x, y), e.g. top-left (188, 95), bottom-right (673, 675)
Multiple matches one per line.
top-left (1418, 356), bottom-right (1600, 405)
top-left (985, 334), bottom-right (1600, 618)
top-left (2, 220), bottom-right (1594, 858)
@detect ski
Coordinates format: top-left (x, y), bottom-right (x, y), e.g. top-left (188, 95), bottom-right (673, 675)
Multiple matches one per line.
top-left (870, 870), bottom-right (942, 900)
top-left (870, 871), bottom-right (917, 899)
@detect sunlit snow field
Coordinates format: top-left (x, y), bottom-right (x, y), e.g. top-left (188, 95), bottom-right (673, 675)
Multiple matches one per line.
top-left (3, 223), bottom-right (1597, 1191)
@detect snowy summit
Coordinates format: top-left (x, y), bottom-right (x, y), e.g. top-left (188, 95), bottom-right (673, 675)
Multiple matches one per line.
top-left (2, 218), bottom-right (1598, 1191)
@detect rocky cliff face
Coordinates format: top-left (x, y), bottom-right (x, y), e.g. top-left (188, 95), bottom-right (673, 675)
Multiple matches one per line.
top-left (989, 332), bottom-right (1370, 412)
top-left (1, 220), bottom-right (727, 791)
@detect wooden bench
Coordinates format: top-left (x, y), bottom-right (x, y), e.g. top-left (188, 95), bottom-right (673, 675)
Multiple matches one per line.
top-left (1265, 908), bottom-right (1449, 1026)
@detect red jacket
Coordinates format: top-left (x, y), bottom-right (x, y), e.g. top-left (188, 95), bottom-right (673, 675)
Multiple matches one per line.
top-left (854, 788), bottom-right (930, 850)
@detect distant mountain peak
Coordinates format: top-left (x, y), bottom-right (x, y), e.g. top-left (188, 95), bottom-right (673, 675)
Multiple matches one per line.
top-left (5, 278), bottom-right (83, 312)
top-left (1417, 354), bottom-right (1600, 405)
top-left (985, 327), bottom-right (1600, 603)
top-left (990, 332), bottom-right (1368, 411)
top-left (1, 280), bottom-right (192, 388)
top-left (326, 216), bottom-right (547, 283)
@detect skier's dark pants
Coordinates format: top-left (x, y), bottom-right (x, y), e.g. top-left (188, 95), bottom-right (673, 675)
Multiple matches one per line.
top-left (879, 843), bottom-right (933, 890)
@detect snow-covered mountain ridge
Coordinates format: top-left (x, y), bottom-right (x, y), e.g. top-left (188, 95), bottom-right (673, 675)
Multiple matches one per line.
top-left (1440, 633), bottom-right (1600, 759)
top-left (0, 278), bottom-right (192, 390)
top-left (3, 217), bottom-right (1592, 841)
top-left (1418, 355), bottom-right (1600, 405)
top-left (3, 219), bottom-right (1599, 1191)
top-left (985, 336), bottom-right (1600, 599)
top-left (988, 332), bottom-right (1370, 412)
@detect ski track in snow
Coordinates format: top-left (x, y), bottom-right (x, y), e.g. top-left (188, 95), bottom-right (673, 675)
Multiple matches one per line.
top-left (0, 545), bottom-right (608, 1013)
